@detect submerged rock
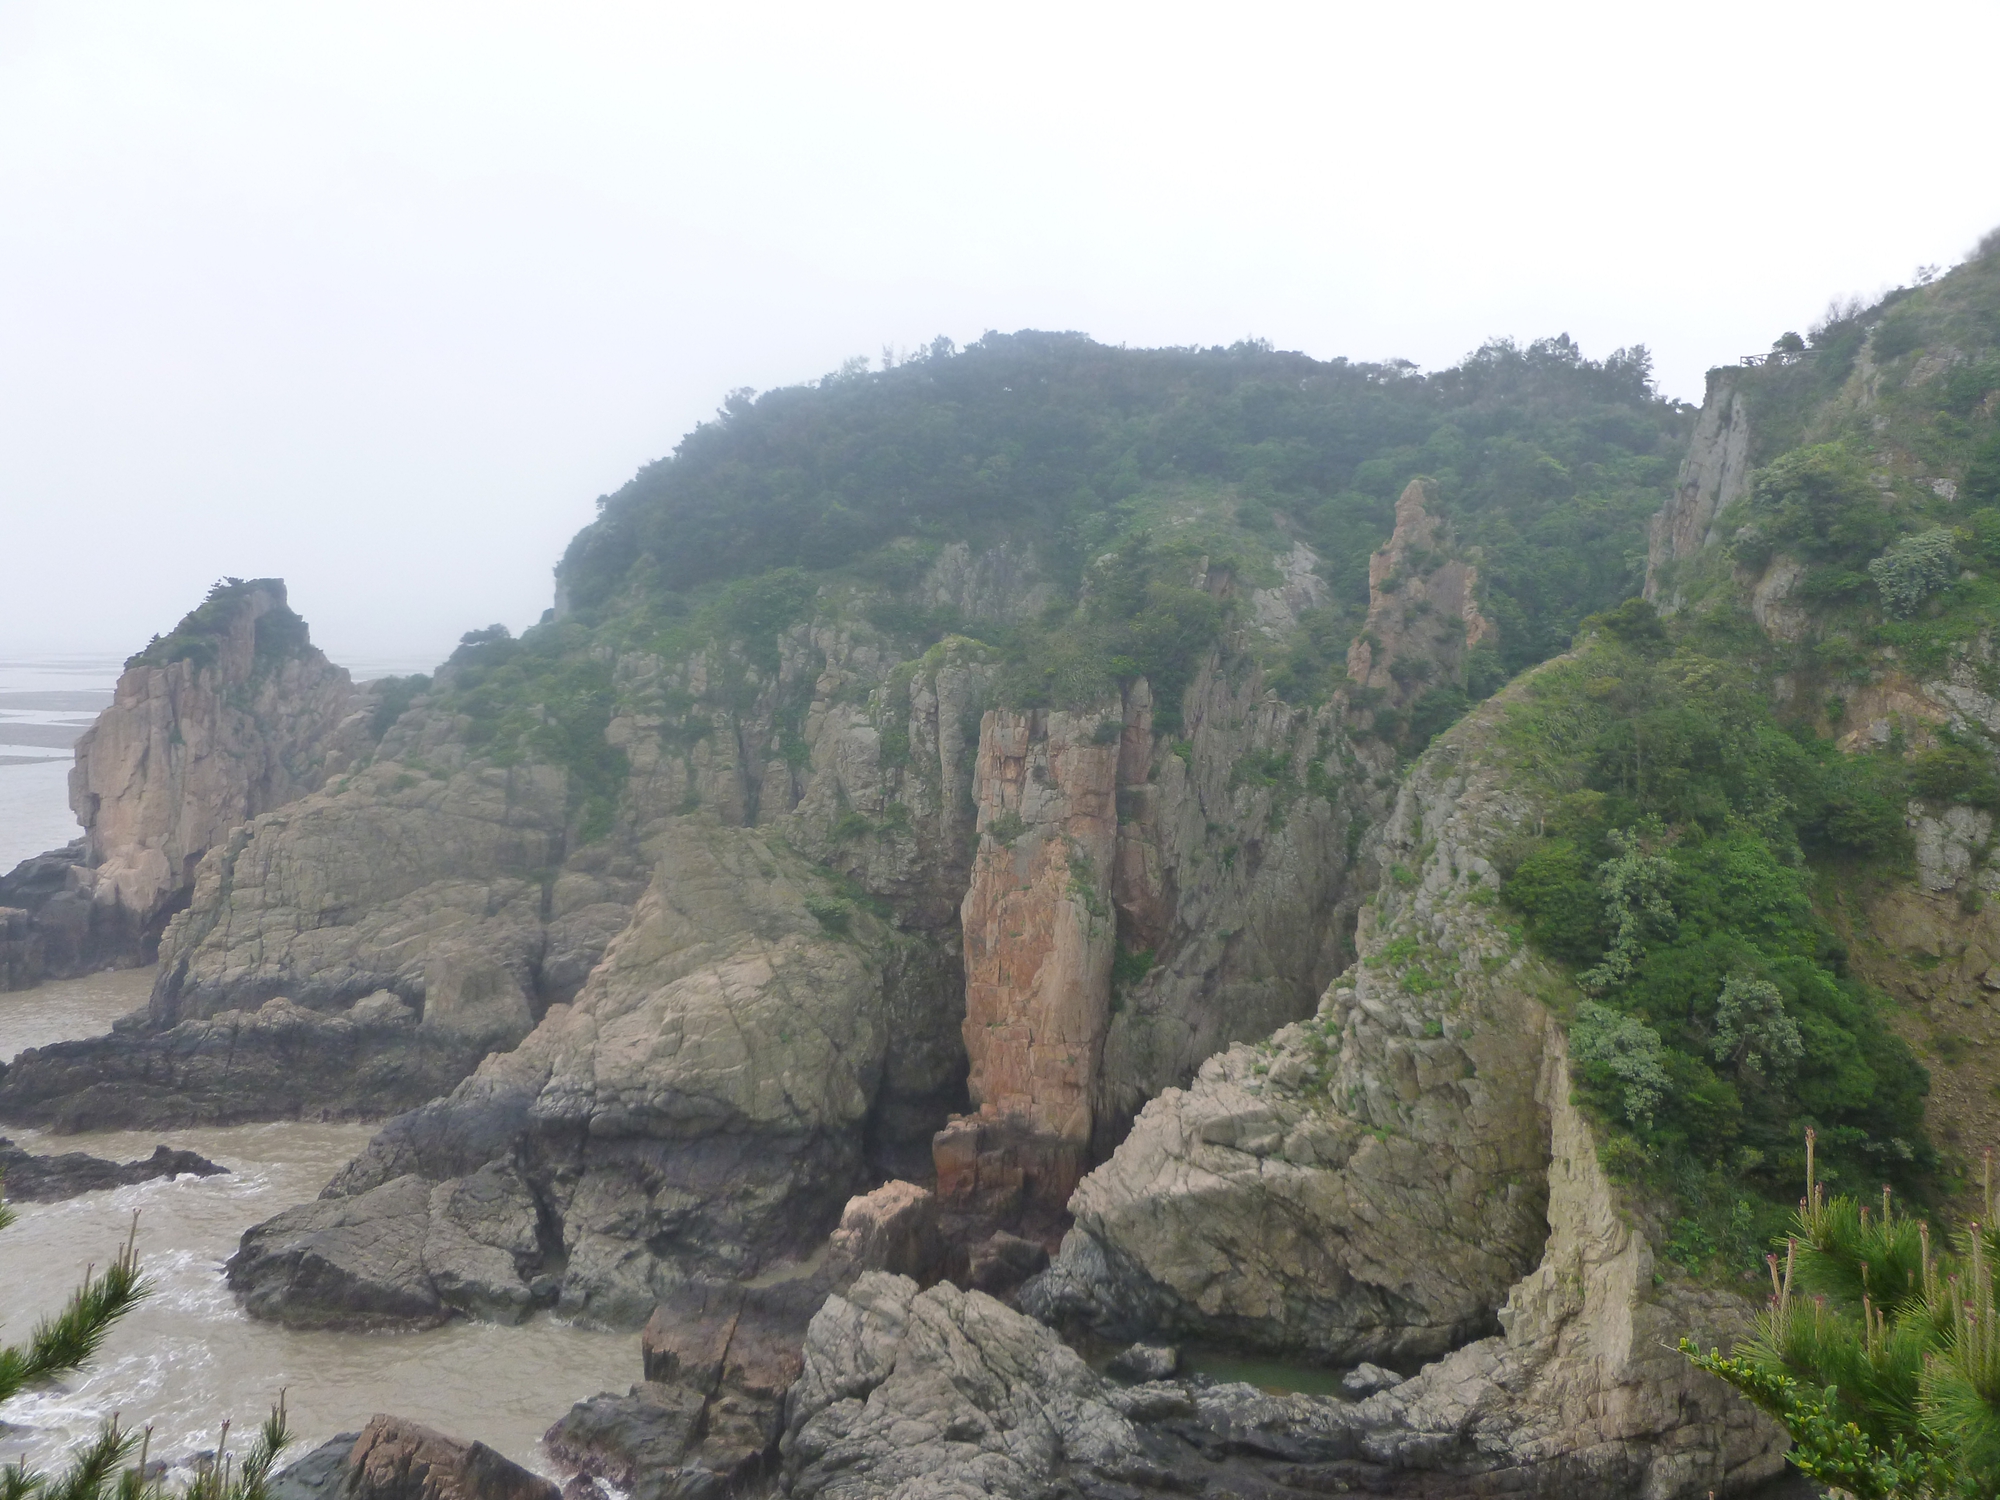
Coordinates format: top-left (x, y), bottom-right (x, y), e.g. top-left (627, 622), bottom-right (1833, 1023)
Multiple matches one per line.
top-left (0, 1137), bottom-right (226, 1201)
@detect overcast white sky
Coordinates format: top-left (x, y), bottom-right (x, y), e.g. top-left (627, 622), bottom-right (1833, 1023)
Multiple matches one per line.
top-left (3, 1), bottom-right (1996, 668)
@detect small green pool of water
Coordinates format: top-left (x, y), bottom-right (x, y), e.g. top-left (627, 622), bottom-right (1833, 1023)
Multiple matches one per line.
top-left (1179, 1348), bottom-right (1348, 1397)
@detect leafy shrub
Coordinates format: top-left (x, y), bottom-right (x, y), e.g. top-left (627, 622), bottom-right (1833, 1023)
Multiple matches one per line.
top-left (1737, 444), bottom-right (1895, 565)
top-left (986, 809), bottom-right (1028, 843)
top-left (1908, 742), bottom-right (2000, 809)
top-left (1570, 1000), bottom-right (1670, 1128)
top-left (1867, 528), bottom-right (1957, 618)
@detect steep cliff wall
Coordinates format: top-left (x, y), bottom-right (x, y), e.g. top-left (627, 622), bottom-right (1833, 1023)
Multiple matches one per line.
top-left (1025, 670), bottom-right (1786, 1496)
top-left (1643, 374), bottom-right (1752, 602)
top-left (0, 579), bottom-right (366, 990)
top-left (956, 705), bottom-right (1122, 1144)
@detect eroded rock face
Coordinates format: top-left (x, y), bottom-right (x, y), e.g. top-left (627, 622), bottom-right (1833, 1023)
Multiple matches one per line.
top-left (232, 818), bottom-right (962, 1331)
top-left (1020, 678), bottom-right (1788, 1495)
top-left (954, 705), bottom-right (1122, 1178)
top-left (152, 755), bottom-right (574, 1028)
top-left (75, 581), bottom-right (365, 957)
top-left (1344, 480), bottom-right (1495, 705)
top-left (1, 582), bottom-right (371, 991)
top-left (1645, 375), bottom-right (1752, 602)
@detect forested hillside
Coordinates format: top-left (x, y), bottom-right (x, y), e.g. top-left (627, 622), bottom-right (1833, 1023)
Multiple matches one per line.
top-left (555, 329), bottom-right (1686, 695)
top-left (1502, 237), bottom-right (2000, 1268)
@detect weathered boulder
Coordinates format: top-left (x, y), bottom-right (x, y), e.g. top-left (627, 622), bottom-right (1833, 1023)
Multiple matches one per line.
top-left (543, 1384), bottom-right (709, 1500)
top-left (782, 1272), bottom-right (1156, 1499)
top-left (0, 1137), bottom-right (225, 1200)
top-left (268, 1416), bottom-right (558, 1500)
top-left (824, 1180), bottom-right (945, 1285)
top-left (0, 992), bottom-right (492, 1132)
top-left (225, 1162), bottom-right (547, 1328)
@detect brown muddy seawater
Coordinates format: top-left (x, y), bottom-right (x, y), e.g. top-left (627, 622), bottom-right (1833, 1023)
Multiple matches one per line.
top-left (0, 968), bottom-right (634, 1475)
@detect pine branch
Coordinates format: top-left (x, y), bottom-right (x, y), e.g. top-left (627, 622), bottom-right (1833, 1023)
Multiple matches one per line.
top-left (41, 1418), bottom-right (140, 1500)
top-left (0, 1218), bottom-right (148, 1406)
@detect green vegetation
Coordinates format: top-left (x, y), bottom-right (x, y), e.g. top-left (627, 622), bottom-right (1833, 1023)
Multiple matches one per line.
top-left (556, 330), bottom-right (1688, 717)
top-left (1682, 1137), bottom-right (2000, 1499)
top-left (1497, 600), bottom-right (1931, 1252)
top-left (433, 624), bottom-right (629, 843)
top-left (125, 578), bottom-right (311, 677)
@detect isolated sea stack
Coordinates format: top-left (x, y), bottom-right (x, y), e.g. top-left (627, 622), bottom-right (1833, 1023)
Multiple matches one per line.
top-left (0, 578), bottom-right (368, 989)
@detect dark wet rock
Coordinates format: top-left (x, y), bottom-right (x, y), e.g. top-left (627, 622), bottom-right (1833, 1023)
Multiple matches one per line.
top-left (225, 1163), bottom-right (548, 1329)
top-left (1106, 1342), bottom-right (1180, 1382)
top-left (0, 1137), bottom-right (226, 1201)
top-left (544, 1383), bottom-right (706, 1500)
top-left (0, 993), bottom-right (493, 1133)
top-left (266, 1432), bottom-right (360, 1500)
top-left (965, 1229), bottom-right (1048, 1298)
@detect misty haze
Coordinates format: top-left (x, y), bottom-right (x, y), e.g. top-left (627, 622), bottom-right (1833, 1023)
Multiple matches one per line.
top-left (4, 5), bottom-right (2000, 1499)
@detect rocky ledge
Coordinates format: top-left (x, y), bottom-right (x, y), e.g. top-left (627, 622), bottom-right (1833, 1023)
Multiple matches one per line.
top-left (0, 1137), bottom-right (225, 1201)
top-left (784, 1271), bottom-right (1792, 1500)
top-left (0, 991), bottom-right (497, 1132)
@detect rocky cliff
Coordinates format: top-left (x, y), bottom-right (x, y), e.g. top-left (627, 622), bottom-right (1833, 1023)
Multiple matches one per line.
top-left (1023, 670), bottom-right (1788, 1495)
top-left (1345, 480), bottom-right (1495, 706)
top-left (0, 579), bottom-right (367, 990)
top-left (10, 333), bottom-right (1780, 1494)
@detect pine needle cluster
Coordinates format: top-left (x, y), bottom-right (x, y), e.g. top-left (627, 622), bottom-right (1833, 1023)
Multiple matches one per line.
top-left (0, 1182), bottom-right (292, 1500)
top-left (1683, 1131), bottom-right (2000, 1498)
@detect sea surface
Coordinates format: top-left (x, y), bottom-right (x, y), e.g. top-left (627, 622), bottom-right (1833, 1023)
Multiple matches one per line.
top-left (0, 656), bottom-right (117, 872)
top-left (0, 979), bottom-right (633, 1478)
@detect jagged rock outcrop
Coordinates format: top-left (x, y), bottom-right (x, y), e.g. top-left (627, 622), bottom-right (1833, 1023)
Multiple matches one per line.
top-left (267, 1416), bottom-right (559, 1500)
top-left (0, 991), bottom-right (496, 1132)
top-left (1345, 480), bottom-right (1495, 705)
top-left (1644, 374), bottom-right (1752, 602)
top-left (226, 817), bottom-right (964, 1331)
top-left (787, 1250), bottom-right (1779, 1500)
top-left (1021, 676), bottom-right (1787, 1495)
top-left (0, 580), bottom-right (369, 990)
top-left (938, 704), bottom-right (1124, 1213)
top-left (0, 1136), bottom-right (225, 1200)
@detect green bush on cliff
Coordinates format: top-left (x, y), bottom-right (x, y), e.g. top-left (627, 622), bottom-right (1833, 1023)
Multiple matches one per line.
top-left (125, 578), bottom-right (312, 677)
top-left (436, 623), bottom-right (630, 842)
top-left (1498, 601), bottom-right (1932, 1250)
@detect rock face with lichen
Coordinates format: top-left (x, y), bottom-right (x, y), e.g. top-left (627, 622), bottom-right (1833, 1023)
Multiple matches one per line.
top-left (1344, 480), bottom-right (1495, 705)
